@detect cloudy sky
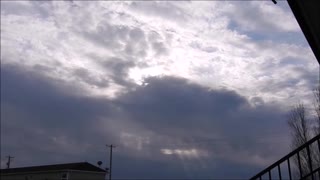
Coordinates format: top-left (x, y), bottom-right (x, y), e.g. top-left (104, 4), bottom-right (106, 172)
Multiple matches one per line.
top-left (1, 1), bottom-right (319, 179)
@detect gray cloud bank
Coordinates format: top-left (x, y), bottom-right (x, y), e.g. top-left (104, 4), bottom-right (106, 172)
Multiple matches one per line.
top-left (1, 64), bottom-right (290, 178)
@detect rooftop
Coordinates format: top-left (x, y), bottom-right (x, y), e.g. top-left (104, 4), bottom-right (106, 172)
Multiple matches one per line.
top-left (0, 162), bottom-right (106, 174)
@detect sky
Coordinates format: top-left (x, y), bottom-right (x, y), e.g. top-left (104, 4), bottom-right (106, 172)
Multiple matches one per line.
top-left (1, 1), bottom-right (319, 179)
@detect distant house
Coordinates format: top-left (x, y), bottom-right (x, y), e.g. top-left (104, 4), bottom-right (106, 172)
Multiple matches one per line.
top-left (0, 162), bottom-right (107, 180)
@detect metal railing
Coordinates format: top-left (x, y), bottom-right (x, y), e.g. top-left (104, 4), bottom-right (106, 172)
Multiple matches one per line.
top-left (250, 134), bottom-right (320, 180)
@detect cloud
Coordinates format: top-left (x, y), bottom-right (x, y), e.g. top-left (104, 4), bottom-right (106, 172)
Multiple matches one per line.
top-left (128, 1), bottom-right (190, 25)
top-left (1, 64), bottom-right (291, 178)
top-left (225, 1), bottom-right (299, 33)
top-left (1, 1), bottom-right (318, 179)
top-left (160, 148), bottom-right (209, 159)
top-left (1, 64), bottom-right (117, 165)
top-left (112, 76), bottom-right (290, 166)
top-left (0, 1), bottom-right (53, 19)
top-left (1, 1), bottom-right (317, 105)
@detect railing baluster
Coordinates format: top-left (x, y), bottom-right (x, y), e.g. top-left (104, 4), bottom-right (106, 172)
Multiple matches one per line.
top-left (307, 144), bottom-right (314, 180)
top-left (298, 151), bottom-right (303, 179)
top-left (268, 170), bottom-right (272, 180)
top-left (288, 158), bottom-right (292, 180)
top-left (278, 164), bottom-right (282, 180)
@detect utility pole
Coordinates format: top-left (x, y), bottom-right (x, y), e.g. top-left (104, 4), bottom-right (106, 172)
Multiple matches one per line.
top-left (6, 155), bottom-right (14, 169)
top-left (106, 144), bottom-right (115, 180)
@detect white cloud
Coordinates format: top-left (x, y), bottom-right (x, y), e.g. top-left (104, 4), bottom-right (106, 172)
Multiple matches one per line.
top-left (222, 1), bottom-right (299, 33)
top-left (161, 148), bottom-right (209, 159)
top-left (1, 1), bottom-right (317, 113)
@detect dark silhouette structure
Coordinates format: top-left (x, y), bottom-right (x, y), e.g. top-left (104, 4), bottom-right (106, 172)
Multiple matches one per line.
top-left (287, 0), bottom-right (320, 64)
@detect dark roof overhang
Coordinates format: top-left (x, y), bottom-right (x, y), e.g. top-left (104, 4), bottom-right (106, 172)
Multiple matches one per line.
top-left (287, 0), bottom-right (320, 64)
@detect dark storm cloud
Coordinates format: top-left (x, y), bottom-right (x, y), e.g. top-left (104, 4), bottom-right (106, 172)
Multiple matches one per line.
top-left (1, 64), bottom-right (289, 178)
top-left (114, 76), bottom-right (289, 161)
top-left (117, 77), bottom-right (248, 130)
top-left (1, 64), bottom-right (119, 166)
top-left (1, 65), bottom-right (112, 127)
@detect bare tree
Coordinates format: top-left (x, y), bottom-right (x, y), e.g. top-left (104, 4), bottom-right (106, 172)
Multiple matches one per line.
top-left (287, 104), bottom-right (311, 177)
top-left (288, 104), bottom-right (310, 146)
top-left (313, 85), bottom-right (320, 174)
top-left (287, 85), bottom-right (320, 178)
top-left (314, 85), bottom-right (320, 134)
